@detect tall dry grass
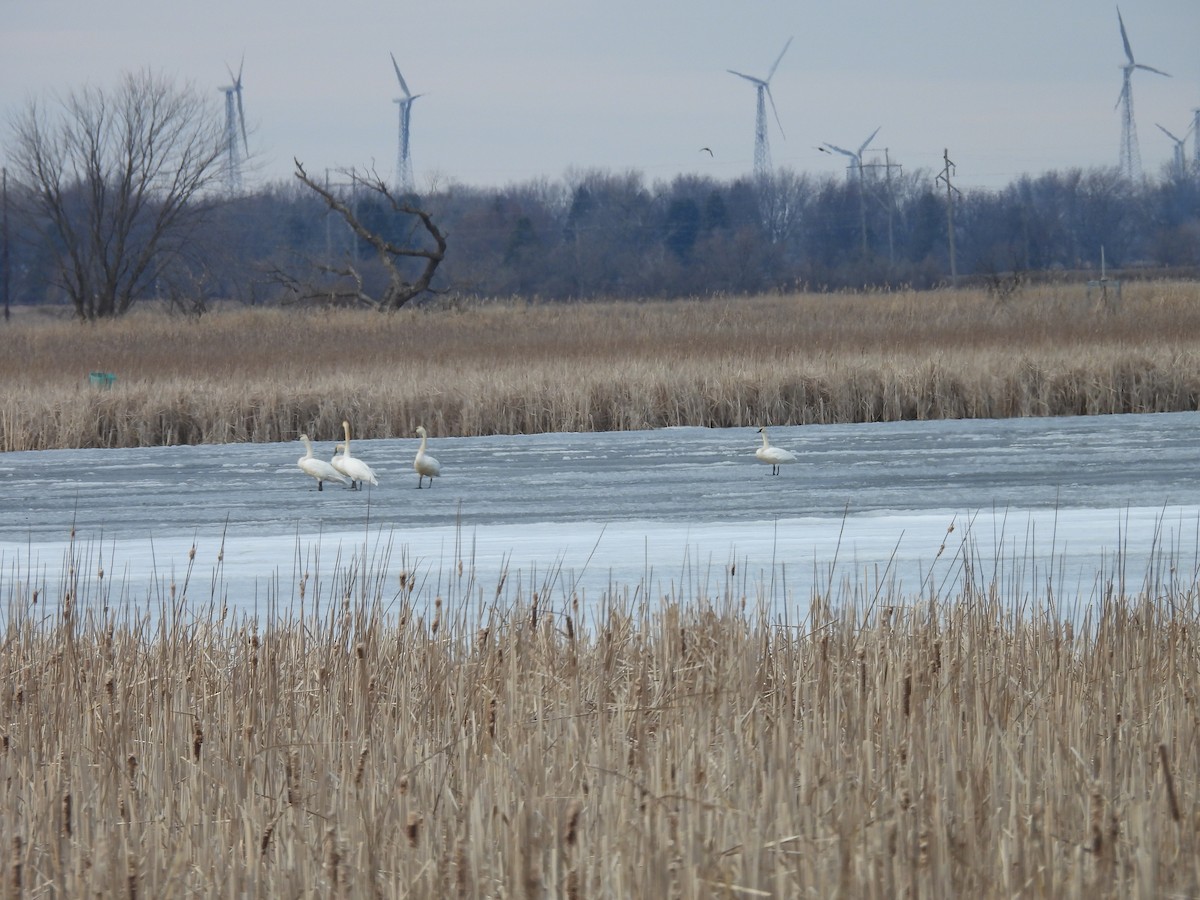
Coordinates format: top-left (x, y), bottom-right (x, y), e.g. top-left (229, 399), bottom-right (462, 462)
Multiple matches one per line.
top-left (2, 531), bottom-right (1199, 897)
top-left (3, 281), bottom-right (1200, 449)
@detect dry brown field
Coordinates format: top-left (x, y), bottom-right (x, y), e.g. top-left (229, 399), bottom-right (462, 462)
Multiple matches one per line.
top-left (4, 285), bottom-right (1200, 896)
top-left (2, 281), bottom-right (1200, 450)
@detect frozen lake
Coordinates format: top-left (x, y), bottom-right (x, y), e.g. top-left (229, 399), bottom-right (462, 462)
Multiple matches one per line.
top-left (2, 412), bottom-right (1200, 622)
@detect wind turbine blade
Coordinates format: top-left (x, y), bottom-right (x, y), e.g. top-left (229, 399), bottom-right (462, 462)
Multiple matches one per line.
top-left (226, 62), bottom-right (238, 86)
top-left (767, 36), bottom-right (793, 82)
top-left (1117, 8), bottom-right (1134, 65)
top-left (236, 54), bottom-right (244, 87)
top-left (1135, 63), bottom-right (1170, 77)
top-left (1157, 123), bottom-right (1181, 142)
top-left (766, 86), bottom-right (785, 138)
top-left (858, 126), bottom-right (881, 155)
top-left (390, 52), bottom-right (412, 97)
top-left (727, 69), bottom-right (765, 86)
top-left (824, 143), bottom-right (855, 159)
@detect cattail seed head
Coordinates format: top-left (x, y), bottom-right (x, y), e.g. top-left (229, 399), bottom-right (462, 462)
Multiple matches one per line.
top-left (287, 750), bottom-right (301, 806)
top-left (324, 828), bottom-right (341, 888)
top-left (563, 800), bottom-right (583, 848)
top-left (406, 812), bottom-right (422, 847)
top-left (354, 746), bottom-right (369, 790)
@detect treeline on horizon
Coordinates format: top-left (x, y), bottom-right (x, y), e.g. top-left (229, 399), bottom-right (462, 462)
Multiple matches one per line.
top-left (7, 162), bottom-right (1200, 308)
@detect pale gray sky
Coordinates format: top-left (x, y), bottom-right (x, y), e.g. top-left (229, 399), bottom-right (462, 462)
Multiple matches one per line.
top-left (2, 0), bottom-right (1198, 191)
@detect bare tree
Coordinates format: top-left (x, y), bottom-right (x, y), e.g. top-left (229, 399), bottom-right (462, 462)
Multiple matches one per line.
top-left (292, 160), bottom-right (446, 310)
top-left (6, 70), bottom-right (227, 319)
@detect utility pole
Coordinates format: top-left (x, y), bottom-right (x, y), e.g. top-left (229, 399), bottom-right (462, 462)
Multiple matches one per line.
top-left (936, 148), bottom-right (960, 286)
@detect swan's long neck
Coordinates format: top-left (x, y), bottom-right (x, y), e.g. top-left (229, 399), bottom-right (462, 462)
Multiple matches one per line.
top-left (418, 433), bottom-right (428, 454)
top-left (760, 430), bottom-right (771, 449)
top-left (301, 436), bottom-right (314, 458)
top-left (342, 422), bottom-right (352, 456)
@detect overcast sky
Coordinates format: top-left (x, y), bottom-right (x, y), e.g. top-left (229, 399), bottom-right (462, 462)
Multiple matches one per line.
top-left (2, 0), bottom-right (1198, 192)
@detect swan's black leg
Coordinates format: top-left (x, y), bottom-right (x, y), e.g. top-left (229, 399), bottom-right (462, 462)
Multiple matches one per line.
top-left (318, 481), bottom-right (324, 491)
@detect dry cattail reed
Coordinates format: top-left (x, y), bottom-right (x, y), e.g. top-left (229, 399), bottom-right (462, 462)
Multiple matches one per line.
top-left (1159, 744), bottom-right (1181, 823)
top-left (10, 837), bottom-right (19, 895)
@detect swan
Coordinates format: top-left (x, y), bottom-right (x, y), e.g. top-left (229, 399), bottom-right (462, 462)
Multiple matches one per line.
top-left (331, 420), bottom-right (379, 491)
top-left (756, 427), bottom-right (797, 475)
top-left (413, 425), bottom-right (442, 488)
top-left (297, 433), bottom-right (350, 491)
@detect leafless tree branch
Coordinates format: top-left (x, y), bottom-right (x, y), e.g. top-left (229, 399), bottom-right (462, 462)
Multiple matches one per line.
top-left (292, 160), bottom-right (447, 311)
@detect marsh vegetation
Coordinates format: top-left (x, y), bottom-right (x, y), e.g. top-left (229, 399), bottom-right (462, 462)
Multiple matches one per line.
top-left (3, 281), bottom-right (1200, 451)
top-left (2, 531), bottom-right (1198, 897)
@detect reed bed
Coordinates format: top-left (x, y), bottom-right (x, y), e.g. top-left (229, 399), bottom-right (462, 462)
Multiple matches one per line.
top-left (1, 531), bottom-right (1199, 897)
top-left (3, 281), bottom-right (1200, 450)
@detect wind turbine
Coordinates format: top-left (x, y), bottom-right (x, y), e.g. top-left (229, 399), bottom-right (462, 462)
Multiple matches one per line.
top-left (1115, 7), bottom-right (1169, 181)
top-left (824, 127), bottom-right (881, 254)
top-left (219, 58), bottom-right (248, 193)
top-left (1156, 122), bottom-right (1192, 179)
top-left (823, 126), bottom-right (881, 182)
top-left (390, 52), bottom-right (424, 194)
top-left (727, 37), bottom-right (792, 182)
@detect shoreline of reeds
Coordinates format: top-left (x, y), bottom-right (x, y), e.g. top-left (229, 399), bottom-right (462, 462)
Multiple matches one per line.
top-left (3, 282), bottom-right (1200, 450)
top-left (2, 530), bottom-right (1198, 896)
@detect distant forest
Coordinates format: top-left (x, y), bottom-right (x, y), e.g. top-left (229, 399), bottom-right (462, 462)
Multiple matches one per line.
top-left (6, 162), bottom-right (1200, 309)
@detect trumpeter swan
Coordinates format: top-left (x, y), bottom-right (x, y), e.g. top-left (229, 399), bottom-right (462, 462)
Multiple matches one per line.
top-left (756, 427), bottom-right (797, 475)
top-left (413, 425), bottom-right (442, 488)
top-left (297, 434), bottom-right (349, 491)
top-left (331, 420), bottom-right (379, 490)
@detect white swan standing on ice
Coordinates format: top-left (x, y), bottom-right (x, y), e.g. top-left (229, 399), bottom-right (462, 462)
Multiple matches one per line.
top-left (413, 425), bottom-right (442, 488)
top-left (331, 420), bottom-right (379, 491)
top-left (755, 427), bottom-right (797, 475)
top-left (297, 434), bottom-right (350, 491)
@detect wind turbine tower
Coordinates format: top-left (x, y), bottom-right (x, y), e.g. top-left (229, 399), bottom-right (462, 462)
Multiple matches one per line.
top-left (1194, 108), bottom-right (1200, 169)
top-left (219, 59), bottom-right (248, 193)
top-left (1115, 8), bottom-right (1170, 181)
top-left (390, 52), bottom-right (423, 194)
top-left (727, 37), bottom-right (792, 182)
